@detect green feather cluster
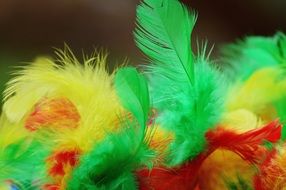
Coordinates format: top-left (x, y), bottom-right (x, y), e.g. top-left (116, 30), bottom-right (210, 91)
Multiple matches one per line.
top-left (135, 0), bottom-right (226, 166)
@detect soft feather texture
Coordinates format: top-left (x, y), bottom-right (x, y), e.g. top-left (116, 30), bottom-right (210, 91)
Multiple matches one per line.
top-left (221, 32), bottom-right (286, 81)
top-left (198, 150), bottom-right (254, 190)
top-left (226, 67), bottom-right (286, 123)
top-left (2, 49), bottom-right (125, 189)
top-left (1, 2), bottom-right (286, 189)
top-left (0, 114), bottom-right (28, 152)
top-left (25, 97), bottom-right (80, 131)
top-left (253, 147), bottom-right (286, 190)
top-left (0, 138), bottom-right (48, 189)
top-left (220, 109), bottom-right (262, 132)
top-left (114, 67), bottom-right (150, 128)
top-left (223, 34), bottom-right (286, 144)
top-left (135, 0), bottom-right (226, 166)
top-left (66, 122), bottom-right (154, 190)
top-left (0, 114), bottom-right (47, 188)
top-left (137, 120), bottom-right (281, 190)
top-left (274, 98), bottom-right (286, 140)
top-left (66, 67), bottom-right (154, 190)
top-left (205, 121), bottom-right (281, 164)
top-left (4, 49), bottom-right (122, 149)
top-left (135, 0), bottom-right (196, 84)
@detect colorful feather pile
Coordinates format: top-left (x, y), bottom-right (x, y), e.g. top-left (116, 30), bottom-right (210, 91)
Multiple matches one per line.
top-left (1, 0), bottom-right (286, 189)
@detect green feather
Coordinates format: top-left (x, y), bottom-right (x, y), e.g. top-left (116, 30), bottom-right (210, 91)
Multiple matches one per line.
top-left (221, 32), bottom-right (286, 80)
top-left (274, 97), bottom-right (286, 141)
top-left (135, 0), bottom-right (225, 166)
top-left (0, 139), bottom-right (47, 189)
top-left (66, 123), bottom-right (154, 190)
top-left (114, 67), bottom-right (150, 128)
top-left (135, 0), bottom-right (196, 84)
top-left (67, 67), bottom-right (154, 190)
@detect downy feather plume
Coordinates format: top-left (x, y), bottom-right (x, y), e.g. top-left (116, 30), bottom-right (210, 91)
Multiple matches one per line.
top-left (66, 67), bottom-right (154, 190)
top-left (4, 48), bottom-right (123, 150)
top-left (135, 0), bottom-right (226, 165)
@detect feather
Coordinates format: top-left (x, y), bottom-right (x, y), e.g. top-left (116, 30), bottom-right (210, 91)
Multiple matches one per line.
top-left (0, 138), bottom-right (48, 189)
top-left (114, 67), bottom-right (150, 128)
top-left (146, 125), bottom-right (174, 163)
top-left (2, 48), bottom-right (126, 189)
top-left (3, 48), bottom-right (123, 131)
top-left (220, 109), bottom-right (262, 133)
top-left (253, 148), bottom-right (286, 190)
top-left (137, 153), bottom-right (207, 190)
top-left (4, 48), bottom-right (123, 150)
top-left (198, 150), bottom-right (254, 190)
top-left (205, 120), bottom-right (281, 163)
top-left (0, 114), bottom-right (47, 188)
top-left (135, 0), bottom-right (196, 84)
top-left (135, 0), bottom-right (226, 165)
top-left (66, 67), bottom-right (154, 190)
top-left (66, 122), bottom-right (154, 190)
top-left (25, 97), bottom-right (80, 131)
top-left (137, 120), bottom-right (281, 190)
top-left (274, 97), bottom-right (286, 140)
top-left (221, 32), bottom-right (286, 81)
top-left (222, 33), bottom-right (286, 125)
top-left (226, 67), bottom-right (286, 122)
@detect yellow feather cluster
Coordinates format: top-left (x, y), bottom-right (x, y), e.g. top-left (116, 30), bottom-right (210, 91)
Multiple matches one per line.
top-left (3, 51), bottom-right (123, 153)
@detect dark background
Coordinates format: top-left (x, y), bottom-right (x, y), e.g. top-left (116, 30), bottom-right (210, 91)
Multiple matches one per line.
top-left (0, 0), bottom-right (286, 100)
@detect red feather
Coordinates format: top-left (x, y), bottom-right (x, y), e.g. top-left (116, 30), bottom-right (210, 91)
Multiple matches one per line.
top-left (137, 153), bottom-right (208, 190)
top-left (205, 120), bottom-right (281, 163)
top-left (137, 120), bottom-right (282, 190)
top-left (47, 150), bottom-right (80, 177)
top-left (25, 98), bottom-right (80, 131)
top-left (253, 149), bottom-right (278, 190)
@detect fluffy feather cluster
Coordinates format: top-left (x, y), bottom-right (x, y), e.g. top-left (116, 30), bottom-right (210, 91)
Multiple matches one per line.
top-left (0, 0), bottom-right (286, 189)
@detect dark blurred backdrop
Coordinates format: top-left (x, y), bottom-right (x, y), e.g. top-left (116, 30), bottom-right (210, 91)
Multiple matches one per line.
top-left (0, 0), bottom-right (286, 99)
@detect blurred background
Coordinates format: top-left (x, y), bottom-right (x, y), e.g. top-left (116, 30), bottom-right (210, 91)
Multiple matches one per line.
top-left (0, 0), bottom-right (286, 106)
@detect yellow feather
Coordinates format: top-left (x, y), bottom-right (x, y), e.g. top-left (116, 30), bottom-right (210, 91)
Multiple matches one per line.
top-left (0, 114), bottom-right (28, 151)
top-left (198, 150), bottom-right (255, 190)
top-left (147, 125), bottom-right (174, 164)
top-left (226, 67), bottom-right (286, 122)
top-left (3, 50), bottom-right (123, 152)
top-left (221, 109), bottom-right (262, 132)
